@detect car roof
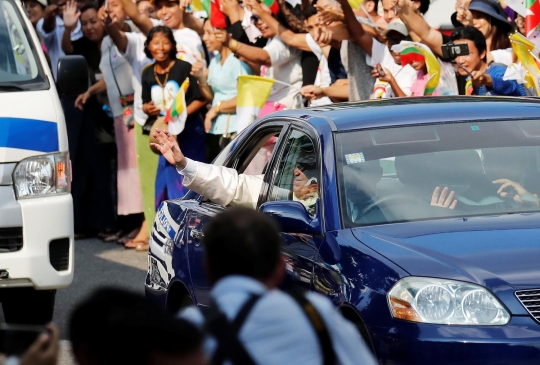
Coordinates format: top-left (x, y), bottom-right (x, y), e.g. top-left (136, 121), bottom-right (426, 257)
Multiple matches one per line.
top-left (268, 96), bottom-right (540, 132)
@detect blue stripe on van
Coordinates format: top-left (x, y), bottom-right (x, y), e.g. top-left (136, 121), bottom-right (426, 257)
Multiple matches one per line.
top-left (0, 117), bottom-right (58, 153)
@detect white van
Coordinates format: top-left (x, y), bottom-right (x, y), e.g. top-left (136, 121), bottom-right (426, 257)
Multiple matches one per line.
top-left (0, 0), bottom-right (86, 323)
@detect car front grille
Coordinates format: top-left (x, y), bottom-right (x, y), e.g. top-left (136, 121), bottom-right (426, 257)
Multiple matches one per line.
top-left (515, 289), bottom-right (540, 324)
top-left (0, 227), bottom-right (23, 252)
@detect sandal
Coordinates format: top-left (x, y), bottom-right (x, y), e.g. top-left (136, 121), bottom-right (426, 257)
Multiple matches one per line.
top-left (117, 228), bottom-right (139, 245)
top-left (124, 238), bottom-right (145, 249)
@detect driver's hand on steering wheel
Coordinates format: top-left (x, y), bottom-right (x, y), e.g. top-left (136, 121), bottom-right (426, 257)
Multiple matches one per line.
top-left (493, 179), bottom-right (539, 206)
top-left (431, 186), bottom-right (457, 209)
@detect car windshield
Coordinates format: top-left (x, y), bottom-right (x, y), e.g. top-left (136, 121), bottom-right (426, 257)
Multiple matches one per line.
top-left (0, 0), bottom-right (48, 90)
top-left (335, 120), bottom-right (540, 227)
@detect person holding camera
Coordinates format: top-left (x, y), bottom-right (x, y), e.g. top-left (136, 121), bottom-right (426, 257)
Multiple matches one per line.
top-left (450, 27), bottom-right (525, 96)
top-left (394, 0), bottom-right (513, 95)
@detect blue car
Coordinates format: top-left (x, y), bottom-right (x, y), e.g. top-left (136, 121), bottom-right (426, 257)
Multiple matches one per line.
top-left (146, 97), bottom-right (540, 364)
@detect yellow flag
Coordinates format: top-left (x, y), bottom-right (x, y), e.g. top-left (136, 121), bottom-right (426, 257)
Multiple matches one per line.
top-left (348, 0), bottom-right (364, 10)
top-left (236, 75), bottom-right (275, 132)
top-left (510, 32), bottom-right (540, 95)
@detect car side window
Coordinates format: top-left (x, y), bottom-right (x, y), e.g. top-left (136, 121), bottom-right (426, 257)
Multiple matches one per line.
top-left (240, 133), bottom-right (280, 176)
top-left (268, 130), bottom-right (319, 216)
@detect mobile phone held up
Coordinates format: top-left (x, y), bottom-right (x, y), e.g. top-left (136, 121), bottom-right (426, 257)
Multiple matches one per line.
top-left (376, 64), bottom-right (385, 76)
top-left (0, 324), bottom-right (47, 356)
top-left (441, 42), bottom-right (469, 61)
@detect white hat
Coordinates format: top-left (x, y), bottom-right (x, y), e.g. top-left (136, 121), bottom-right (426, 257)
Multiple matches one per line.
top-left (383, 20), bottom-right (409, 37)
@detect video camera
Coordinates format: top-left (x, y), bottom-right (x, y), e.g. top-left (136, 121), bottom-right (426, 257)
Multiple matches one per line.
top-left (441, 42), bottom-right (472, 76)
top-left (441, 42), bottom-right (470, 61)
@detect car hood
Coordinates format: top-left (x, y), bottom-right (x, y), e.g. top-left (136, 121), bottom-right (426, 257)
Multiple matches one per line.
top-left (352, 213), bottom-right (540, 290)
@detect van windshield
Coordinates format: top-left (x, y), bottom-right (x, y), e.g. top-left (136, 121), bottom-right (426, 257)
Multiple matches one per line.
top-left (0, 0), bottom-right (48, 90)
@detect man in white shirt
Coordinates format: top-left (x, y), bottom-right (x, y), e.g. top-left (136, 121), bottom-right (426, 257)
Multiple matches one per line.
top-left (36, 0), bottom-right (82, 79)
top-left (179, 206), bottom-right (378, 365)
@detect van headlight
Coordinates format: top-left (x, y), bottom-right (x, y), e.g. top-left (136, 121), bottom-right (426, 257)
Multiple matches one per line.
top-left (13, 152), bottom-right (70, 199)
top-left (388, 277), bottom-right (510, 325)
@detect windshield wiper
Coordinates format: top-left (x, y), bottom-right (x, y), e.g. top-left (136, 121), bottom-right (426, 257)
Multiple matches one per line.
top-left (0, 83), bottom-right (28, 91)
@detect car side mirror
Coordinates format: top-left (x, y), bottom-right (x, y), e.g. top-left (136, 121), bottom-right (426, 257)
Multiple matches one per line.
top-left (259, 200), bottom-right (322, 235)
top-left (56, 55), bottom-right (88, 98)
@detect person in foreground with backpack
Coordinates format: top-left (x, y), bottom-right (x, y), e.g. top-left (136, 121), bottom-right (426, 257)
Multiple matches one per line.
top-left (179, 206), bottom-right (377, 365)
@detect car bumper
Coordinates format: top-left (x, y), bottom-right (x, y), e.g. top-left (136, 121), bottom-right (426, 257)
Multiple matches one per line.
top-left (371, 316), bottom-right (540, 364)
top-left (0, 194), bottom-right (74, 290)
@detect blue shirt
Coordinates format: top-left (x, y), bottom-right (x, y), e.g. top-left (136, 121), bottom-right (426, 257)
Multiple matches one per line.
top-left (180, 275), bottom-right (378, 365)
top-left (475, 64), bottom-right (526, 96)
top-left (207, 54), bottom-right (252, 135)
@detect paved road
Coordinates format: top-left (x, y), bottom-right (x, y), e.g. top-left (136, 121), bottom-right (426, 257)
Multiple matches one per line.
top-left (0, 237), bottom-right (149, 364)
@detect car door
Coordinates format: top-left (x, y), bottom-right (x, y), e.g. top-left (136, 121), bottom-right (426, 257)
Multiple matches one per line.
top-left (185, 122), bottom-right (289, 306)
top-left (262, 127), bottom-right (324, 292)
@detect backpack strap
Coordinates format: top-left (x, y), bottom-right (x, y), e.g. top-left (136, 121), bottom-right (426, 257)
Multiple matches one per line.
top-left (286, 289), bottom-right (337, 365)
top-left (201, 294), bottom-right (262, 365)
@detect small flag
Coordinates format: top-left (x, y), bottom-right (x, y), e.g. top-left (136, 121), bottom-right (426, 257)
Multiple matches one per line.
top-left (191, 0), bottom-right (206, 11)
top-left (510, 32), bottom-right (540, 95)
top-left (165, 78), bottom-right (190, 135)
top-left (465, 78), bottom-right (474, 95)
top-left (262, 0), bottom-right (279, 15)
top-left (527, 0), bottom-right (540, 36)
top-left (392, 41), bottom-right (441, 95)
top-left (211, 0), bottom-right (227, 28)
top-left (236, 75), bottom-right (275, 132)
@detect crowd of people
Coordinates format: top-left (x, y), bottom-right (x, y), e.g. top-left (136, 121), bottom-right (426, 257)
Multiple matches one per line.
top-left (22, 0), bottom-right (539, 249)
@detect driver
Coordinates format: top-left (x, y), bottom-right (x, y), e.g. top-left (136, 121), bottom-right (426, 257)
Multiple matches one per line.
top-left (151, 129), bottom-right (319, 210)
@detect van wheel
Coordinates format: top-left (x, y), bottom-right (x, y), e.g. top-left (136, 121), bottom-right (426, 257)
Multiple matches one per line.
top-left (2, 288), bottom-right (56, 325)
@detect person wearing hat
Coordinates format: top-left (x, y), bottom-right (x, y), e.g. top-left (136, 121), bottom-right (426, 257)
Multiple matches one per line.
top-left (336, 0), bottom-right (417, 98)
top-left (24, 0), bottom-right (47, 28)
top-left (394, 0), bottom-right (514, 95)
top-left (395, 0), bottom-right (512, 65)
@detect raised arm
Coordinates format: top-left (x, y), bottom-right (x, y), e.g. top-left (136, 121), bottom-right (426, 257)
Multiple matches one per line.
top-left (335, 0), bottom-right (373, 55)
top-left (41, 3), bottom-right (58, 33)
top-left (225, 35), bottom-right (271, 66)
top-left (61, 0), bottom-right (80, 54)
top-left (120, 0), bottom-right (154, 35)
top-left (99, 6), bottom-right (128, 53)
top-left (395, 0), bottom-right (444, 57)
top-left (183, 12), bottom-right (204, 36)
top-left (191, 61), bottom-right (213, 101)
top-left (245, 0), bottom-right (311, 51)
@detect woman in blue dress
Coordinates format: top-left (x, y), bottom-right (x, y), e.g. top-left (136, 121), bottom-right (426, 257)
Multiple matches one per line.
top-left (141, 26), bottom-right (206, 211)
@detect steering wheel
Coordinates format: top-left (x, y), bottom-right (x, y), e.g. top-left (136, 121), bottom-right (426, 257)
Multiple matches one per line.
top-left (361, 194), bottom-right (428, 216)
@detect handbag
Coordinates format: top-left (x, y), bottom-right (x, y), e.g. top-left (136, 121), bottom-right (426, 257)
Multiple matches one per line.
top-left (219, 113), bottom-right (236, 149)
top-left (109, 47), bottom-right (135, 128)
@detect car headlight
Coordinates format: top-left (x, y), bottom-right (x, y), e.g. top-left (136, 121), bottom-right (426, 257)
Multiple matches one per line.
top-left (13, 152), bottom-right (70, 199)
top-left (388, 277), bottom-right (510, 325)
